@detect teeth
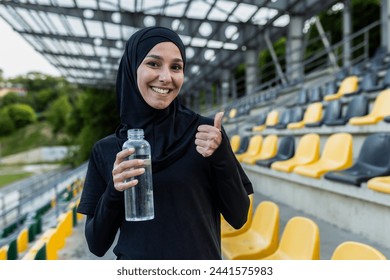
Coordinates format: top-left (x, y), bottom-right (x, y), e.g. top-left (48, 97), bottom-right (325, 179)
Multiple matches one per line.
top-left (152, 87), bottom-right (170, 94)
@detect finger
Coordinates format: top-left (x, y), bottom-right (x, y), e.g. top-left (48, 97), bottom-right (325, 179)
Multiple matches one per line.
top-left (197, 125), bottom-right (220, 133)
top-left (116, 179), bottom-right (139, 191)
top-left (214, 112), bottom-right (224, 131)
top-left (115, 148), bottom-right (135, 164)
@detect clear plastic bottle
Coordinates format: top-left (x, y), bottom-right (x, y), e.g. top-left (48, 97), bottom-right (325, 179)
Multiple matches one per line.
top-left (122, 129), bottom-right (154, 221)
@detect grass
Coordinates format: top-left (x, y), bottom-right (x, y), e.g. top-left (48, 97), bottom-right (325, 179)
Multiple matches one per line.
top-left (0, 172), bottom-right (32, 188)
top-left (0, 121), bottom-right (67, 157)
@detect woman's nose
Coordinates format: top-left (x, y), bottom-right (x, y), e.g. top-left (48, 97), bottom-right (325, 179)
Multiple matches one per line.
top-left (159, 67), bottom-right (172, 83)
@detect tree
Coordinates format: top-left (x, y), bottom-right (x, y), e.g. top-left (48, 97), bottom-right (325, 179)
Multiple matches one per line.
top-left (0, 108), bottom-right (15, 135)
top-left (45, 95), bottom-right (72, 134)
top-left (7, 103), bottom-right (37, 128)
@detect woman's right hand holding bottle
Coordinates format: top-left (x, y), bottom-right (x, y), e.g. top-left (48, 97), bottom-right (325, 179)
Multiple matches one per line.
top-left (112, 148), bottom-right (145, 192)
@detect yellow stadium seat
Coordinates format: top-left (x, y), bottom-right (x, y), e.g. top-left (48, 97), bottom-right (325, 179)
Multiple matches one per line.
top-left (221, 195), bottom-right (254, 238)
top-left (349, 89), bottom-right (390, 125)
top-left (260, 216), bottom-right (320, 260)
top-left (242, 135), bottom-right (278, 164)
top-left (230, 135), bottom-right (241, 153)
top-left (253, 110), bottom-right (279, 132)
top-left (221, 201), bottom-right (279, 260)
top-left (331, 241), bottom-right (387, 260)
top-left (271, 134), bottom-right (320, 173)
top-left (287, 103), bottom-right (323, 129)
top-left (293, 133), bottom-right (353, 178)
top-left (324, 76), bottom-right (359, 101)
top-left (229, 108), bottom-right (237, 119)
top-left (367, 176), bottom-right (390, 194)
top-left (236, 135), bottom-right (263, 162)
top-left (17, 228), bottom-right (29, 254)
top-left (0, 245), bottom-right (7, 260)
top-left (40, 228), bottom-right (59, 260)
top-left (22, 239), bottom-right (46, 260)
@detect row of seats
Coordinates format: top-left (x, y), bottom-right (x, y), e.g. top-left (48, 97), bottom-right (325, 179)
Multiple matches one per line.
top-left (232, 133), bottom-right (390, 193)
top-left (220, 197), bottom-right (387, 260)
top-left (251, 89), bottom-right (390, 131)
top-left (0, 178), bottom-right (84, 260)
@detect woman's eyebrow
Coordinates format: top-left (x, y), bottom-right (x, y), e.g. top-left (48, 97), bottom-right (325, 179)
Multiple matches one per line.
top-left (145, 54), bottom-right (183, 63)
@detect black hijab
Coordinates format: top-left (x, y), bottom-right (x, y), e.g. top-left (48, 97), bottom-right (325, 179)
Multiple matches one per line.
top-left (115, 26), bottom-right (200, 173)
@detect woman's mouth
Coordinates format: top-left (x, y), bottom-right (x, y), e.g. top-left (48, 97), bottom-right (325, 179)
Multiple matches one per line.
top-left (151, 87), bottom-right (170, 94)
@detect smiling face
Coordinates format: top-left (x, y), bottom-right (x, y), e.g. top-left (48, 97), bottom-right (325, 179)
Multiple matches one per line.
top-left (137, 42), bottom-right (184, 110)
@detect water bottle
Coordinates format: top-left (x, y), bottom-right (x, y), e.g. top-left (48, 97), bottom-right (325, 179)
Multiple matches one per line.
top-left (122, 129), bottom-right (154, 221)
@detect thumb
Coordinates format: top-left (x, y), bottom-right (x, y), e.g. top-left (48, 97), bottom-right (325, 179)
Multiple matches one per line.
top-left (214, 112), bottom-right (224, 131)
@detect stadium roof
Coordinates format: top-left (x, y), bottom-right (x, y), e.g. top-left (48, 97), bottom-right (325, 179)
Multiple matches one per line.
top-left (0, 0), bottom-right (337, 94)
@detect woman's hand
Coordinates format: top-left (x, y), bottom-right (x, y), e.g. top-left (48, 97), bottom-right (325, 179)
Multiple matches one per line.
top-left (195, 112), bottom-right (224, 157)
top-left (112, 148), bottom-right (145, 192)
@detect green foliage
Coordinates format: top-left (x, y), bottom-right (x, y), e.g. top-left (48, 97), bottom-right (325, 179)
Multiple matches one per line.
top-left (1, 92), bottom-right (20, 106)
top-left (6, 103), bottom-right (37, 128)
top-left (66, 87), bottom-right (119, 165)
top-left (0, 108), bottom-right (15, 135)
top-left (45, 95), bottom-right (72, 134)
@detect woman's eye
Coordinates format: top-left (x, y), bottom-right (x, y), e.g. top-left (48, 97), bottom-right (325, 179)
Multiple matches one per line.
top-left (146, 61), bottom-right (159, 67)
top-left (172, 64), bottom-right (183, 71)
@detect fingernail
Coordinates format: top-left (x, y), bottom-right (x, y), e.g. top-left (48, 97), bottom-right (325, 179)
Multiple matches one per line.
top-left (128, 148), bottom-right (135, 152)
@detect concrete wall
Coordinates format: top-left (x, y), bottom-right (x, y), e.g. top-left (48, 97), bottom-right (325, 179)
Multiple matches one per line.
top-left (0, 146), bottom-right (72, 164)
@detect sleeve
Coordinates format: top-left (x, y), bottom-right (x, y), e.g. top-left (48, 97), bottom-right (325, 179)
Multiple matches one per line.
top-left (77, 144), bottom-right (124, 257)
top-left (208, 128), bottom-right (253, 229)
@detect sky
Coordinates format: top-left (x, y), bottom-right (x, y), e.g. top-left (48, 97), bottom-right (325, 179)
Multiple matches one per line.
top-left (0, 17), bottom-right (61, 79)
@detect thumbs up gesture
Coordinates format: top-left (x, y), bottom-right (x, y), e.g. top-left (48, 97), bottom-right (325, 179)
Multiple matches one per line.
top-left (195, 112), bottom-right (224, 157)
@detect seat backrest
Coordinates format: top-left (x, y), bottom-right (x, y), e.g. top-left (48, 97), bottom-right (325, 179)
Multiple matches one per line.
top-left (382, 66), bottom-right (390, 87)
top-left (296, 89), bottom-right (308, 106)
top-left (295, 134), bottom-right (320, 162)
top-left (361, 72), bottom-right (378, 90)
top-left (344, 95), bottom-right (369, 121)
top-left (277, 136), bottom-right (295, 158)
top-left (277, 216), bottom-right (320, 260)
top-left (229, 108), bottom-right (237, 119)
top-left (324, 80), bottom-right (337, 96)
top-left (331, 241), bottom-right (387, 260)
top-left (265, 110), bottom-right (279, 126)
top-left (323, 100), bottom-right (342, 124)
top-left (258, 135), bottom-right (278, 158)
top-left (290, 107), bottom-right (304, 123)
top-left (308, 86), bottom-right (323, 103)
top-left (302, 102), bottom-right (322, 123)
top-left (357, 133), bottom-right (390, 168)
top-left (230, 135), bottom-right (240, 153)
top-left (252, 201), bottom-right (279, 249)
top-left (321, 133), bottom-right (353, 165)
top-left (236, 136), bottom-right (249, 154)
top-left (370, 89), bottom-right (390, 117)
top-left (245, 135), bottom-right (263, 154)
top-left (278, 108), bottom-right (291, 126)
top-left (337, 76), bottom-right (359, 95)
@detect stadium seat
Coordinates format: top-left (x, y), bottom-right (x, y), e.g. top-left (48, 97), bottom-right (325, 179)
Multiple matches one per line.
top-left (221, 195), bottom-right (254, 238)
top-left (230, 135), bottom-right (241, 153)
top-left (367, 176), bottom-right (390, 194)
top-left (331, 241), bottom-right (387, 260)
top-left (354, 72), bottom-right (384, 94)
top-left (221, 201), bottom-right (279, 260)
top-left (287, 102), bottom-right (323, 129)
top-left (349, 89), bottom-right (390, 125)
top-left (256, 136), bottom-right (295, 168)
top-left (271, 134), bottom-right (320, 173)
top-left (385, 116), bottom-right (390, 123)
top-left (242, 135), bottom-right (278, 165)
top-left (293, 133), bottom-right (353, 178)
top-left (286, 88), bottom-right (308, 107)
top-left (323, 80), bottom-right (337, 97)
top-left (324, 76), bottom-right (359, 101)
top-left (274, 108), bottom-right (290, 129)
top-left (235, 135), bottom-right (249, 155)
top-left (236, 135), bottom-right (263, 162)
top-left (0, 245), bottom-right (7, 260)
top-left (228, 108), bottom-right (237, 119)
top-left (260, 216), bottom-right (320, 260)
top-left (325, 95), bottom-right (369, 126)
top-left (253, 110), bottom-right (279, 131)
top-left (305, 99), bottom-right (342, 127)
top-left (308, 86), bottom-right (323, 103)
top-left (275, 107), bottom-right (304, 129)
top-left (324, 133), bottom-right (390, 186)
top-left (17, 228), bottom-right (29, 254)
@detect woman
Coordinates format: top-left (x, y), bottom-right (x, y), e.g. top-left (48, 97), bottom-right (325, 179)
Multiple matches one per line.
top-left (77, 26), bottom-right (253, 260)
